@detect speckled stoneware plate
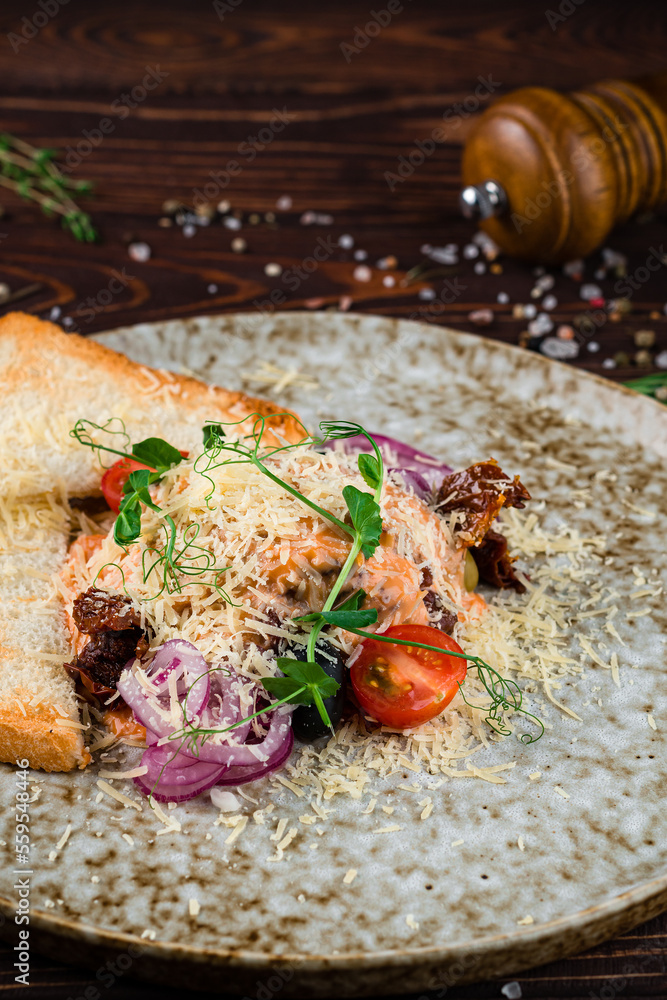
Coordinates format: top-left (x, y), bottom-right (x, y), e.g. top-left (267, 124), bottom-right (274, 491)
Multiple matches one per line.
top-left (1, 312), bottom-right (666, 997)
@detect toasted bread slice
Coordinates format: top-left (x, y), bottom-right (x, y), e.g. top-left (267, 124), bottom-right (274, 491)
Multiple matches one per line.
top-left (0, 311), bottom-right (303, 771)
top-left (0, 311), bottom-right (302, 502)
top-left (0, 497), bottom-right (90, 770)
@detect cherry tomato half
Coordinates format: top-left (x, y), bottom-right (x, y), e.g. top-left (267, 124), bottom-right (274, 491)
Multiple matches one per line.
top-left (101, 451), bottom-right (188, 514)
top-left (101, 458), bottom-right (153, 514)
top-left (350, 624), bottom-right (467, 729)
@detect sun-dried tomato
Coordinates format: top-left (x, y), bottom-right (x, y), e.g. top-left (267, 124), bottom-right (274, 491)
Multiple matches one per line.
top-left (437, 459), bottom-right (530, 548)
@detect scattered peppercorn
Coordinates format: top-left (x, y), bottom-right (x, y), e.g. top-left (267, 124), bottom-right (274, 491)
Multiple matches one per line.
top-left (634, 329), bottom-right (656, 348)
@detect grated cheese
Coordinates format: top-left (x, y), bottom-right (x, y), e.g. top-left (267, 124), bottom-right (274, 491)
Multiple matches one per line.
top-left (343, 869), bottom-right (358, 884)
top-left (224, 816), bottom-right (248, 845)
top-left (419, 797), bottom-right (433, 820)
top-left (96, 780), bottom-right (142, 811)
top-left (60, 437), bottom-right (627, 825)
top-left (98, 766), bottom-right (148, 780)
top-left (55, 823), bottom-right (72, 851)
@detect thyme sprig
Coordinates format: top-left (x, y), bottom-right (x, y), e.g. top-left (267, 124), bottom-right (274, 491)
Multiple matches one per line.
top-left (0, 133), bottom-right (97, 241)
top-left (624, 373), bottom-right (667, 403)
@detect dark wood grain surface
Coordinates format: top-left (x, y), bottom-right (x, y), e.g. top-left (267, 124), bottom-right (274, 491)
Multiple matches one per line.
top-left (0, 1), bottom-right (666, 997)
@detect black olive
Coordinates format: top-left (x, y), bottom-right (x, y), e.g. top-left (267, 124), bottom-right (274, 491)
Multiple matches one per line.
top-left (279, 640), bottom-right (347, 741)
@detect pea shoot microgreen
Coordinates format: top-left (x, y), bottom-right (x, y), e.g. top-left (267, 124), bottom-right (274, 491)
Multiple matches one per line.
top-left (71, 412), bottom-right (543, 743)
top-left (70, 419), bottom-right (232, 601)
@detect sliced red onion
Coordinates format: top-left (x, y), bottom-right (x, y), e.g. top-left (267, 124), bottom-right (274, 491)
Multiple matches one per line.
top-left (389, 468), bottom-right (432, 499)
top-left (212, 728), bottom-right (294, 786)
top-left (198, 672), bottom-right (253, 745)
top-left (118, 640), bottom-right (295, 803)
top-left (117, 665), bottom-right (175, 738)
top-left (117, 640), bottom-right (211, 736)
top-left (134, 749), bottom-right (226, 803)
top-left (134, 725), bottom-right (294, 801)
top-left (323, 433), bottom-right (452, 492)
top-left (149, 639), bottom-right (210, 716)
top-left (186, 706), bottom-right (293, 767)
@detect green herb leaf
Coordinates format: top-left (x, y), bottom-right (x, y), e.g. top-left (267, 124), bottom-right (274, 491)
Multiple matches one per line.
top-left (342, 485), bottom-right (383, 558)
top-left (318, 419), bottom-right (365, 441)
top-left (358, 452), bottom-right (382, 491)
top-left (131, 437), bottom-right (183, 472)
top-left (265, 657), bottom-right (340, 704)
top-left (276, 657), bottom-right (340, 694)
top-left (261, 675), bottom-right (309, 702)
top-left (114, 498), bottom-right (142, 546)
top-left (203, 423), bottom-right (225, 448)
top-left (294, 608), bottom-right (378, 629)
top-left (124, 469), bottom-right (161, 510)
top-left (335, 589), bottom-right (367, 612)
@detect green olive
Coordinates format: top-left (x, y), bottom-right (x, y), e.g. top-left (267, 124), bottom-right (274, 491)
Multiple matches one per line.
top-left (464, 550), bottom-right (479, 591)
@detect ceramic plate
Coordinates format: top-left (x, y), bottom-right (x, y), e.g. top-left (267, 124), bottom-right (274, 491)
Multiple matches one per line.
top-left (1, 312), bottom-right (665, 997)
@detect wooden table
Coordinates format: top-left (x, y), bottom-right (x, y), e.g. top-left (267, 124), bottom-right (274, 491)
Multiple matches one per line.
top-left (0, 1), bottom-right (665, 996)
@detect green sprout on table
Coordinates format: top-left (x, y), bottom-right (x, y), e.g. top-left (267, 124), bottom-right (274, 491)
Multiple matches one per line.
top-left (0, 133), bottom-right (97, 242)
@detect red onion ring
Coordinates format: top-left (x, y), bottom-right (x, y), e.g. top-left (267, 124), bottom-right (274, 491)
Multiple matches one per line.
top-left (212, 728), bottom-right (294, 786)
top-left (323, 432), bottom-right (452, 493)
top-left (182, 706), bottom-right (293, 767)
top-left (117, 640), bottom-right (211, 736)
top-left (149, 638), bottom-right (210, 716)
top-left (118, 640), bottom-right (295, 803)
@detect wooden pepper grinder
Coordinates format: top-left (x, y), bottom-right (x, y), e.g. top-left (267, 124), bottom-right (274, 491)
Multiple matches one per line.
top-left (460, 74), bottom-right (667, 263)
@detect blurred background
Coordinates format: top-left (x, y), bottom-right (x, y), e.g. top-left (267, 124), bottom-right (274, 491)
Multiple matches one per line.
top-left (0, 0), bottom-right (665, 393)
top-left (0, 1), bottom-right (665, 997)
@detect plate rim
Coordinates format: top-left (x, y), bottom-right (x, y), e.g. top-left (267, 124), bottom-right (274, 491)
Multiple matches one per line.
top-left (4, 309), bottom-right (666, 989)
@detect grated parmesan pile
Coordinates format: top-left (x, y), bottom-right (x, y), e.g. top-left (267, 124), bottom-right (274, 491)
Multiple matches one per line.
top-left (56, 438), bottom-right (625, 816)
top-left (273, 502), bottom-right (614, 804)
top-left (58, 439), bottom-right (478, 723)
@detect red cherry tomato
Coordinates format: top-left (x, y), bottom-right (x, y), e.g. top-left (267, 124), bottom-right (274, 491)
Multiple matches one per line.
top-left (101, 458), bottom-right (153, 514)
top-left (350, 624), bottom-right (468, 729)
top-left (101, 451), bottom-right (188, 514)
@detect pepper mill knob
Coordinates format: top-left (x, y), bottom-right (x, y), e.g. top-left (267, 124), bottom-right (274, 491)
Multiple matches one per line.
top-left (459, 180), bottom-right (508, 221)
top-left (460, 74), bottom-right (667, 263)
